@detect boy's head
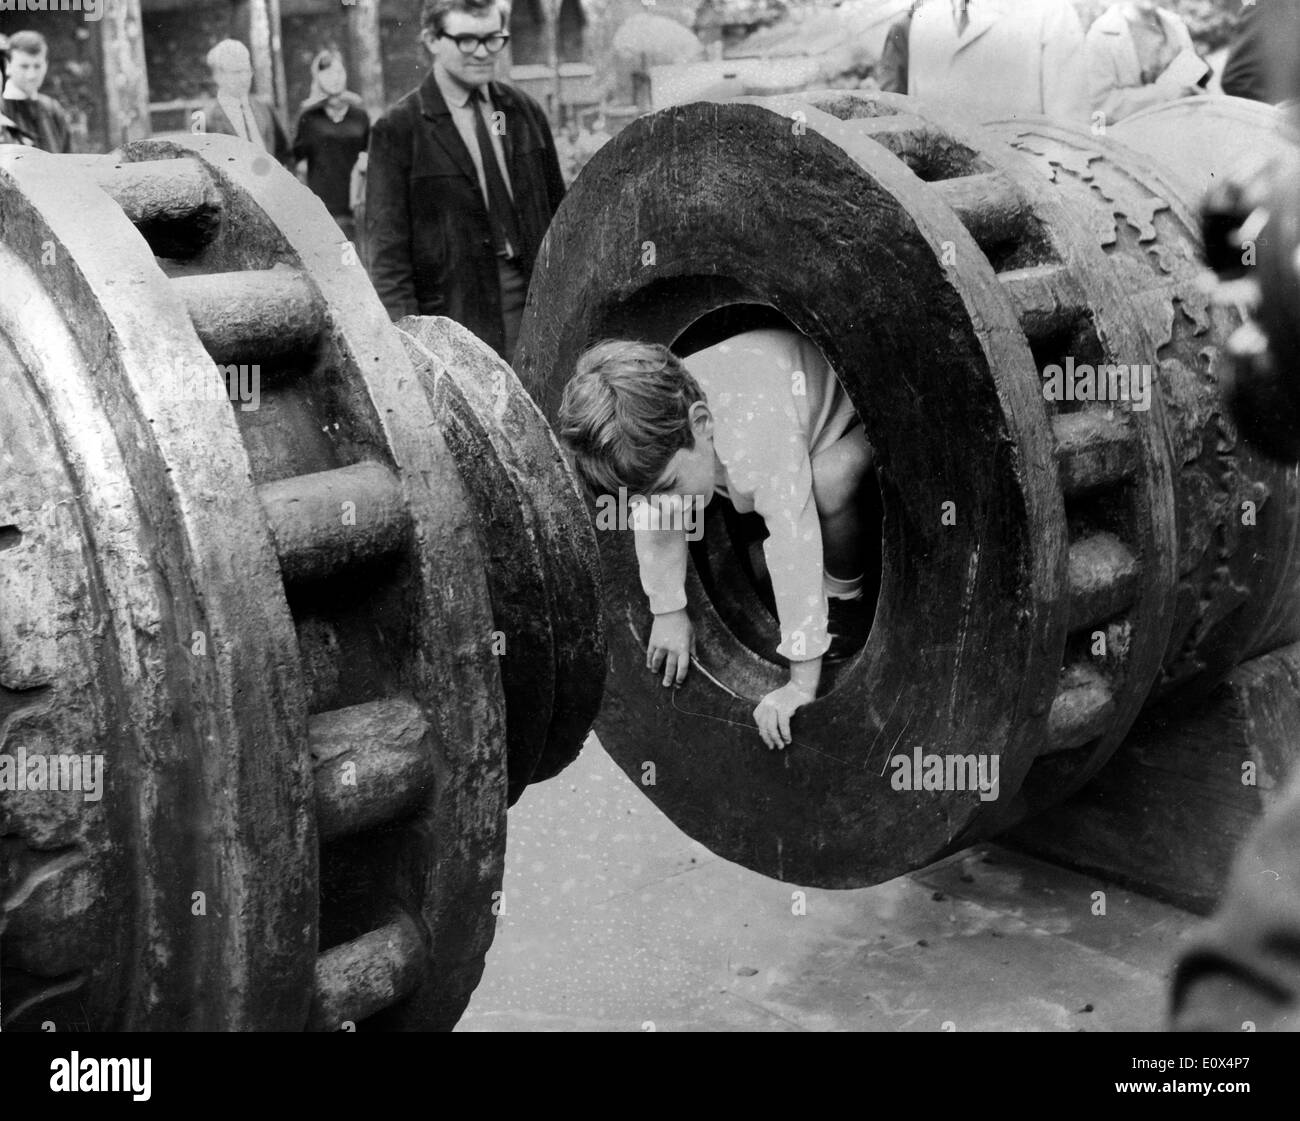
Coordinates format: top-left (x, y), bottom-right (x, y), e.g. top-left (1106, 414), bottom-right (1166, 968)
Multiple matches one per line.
top-left (5, 31), bottom-right (48, 98)
top-left (558, 339), bottom-right (716, 503)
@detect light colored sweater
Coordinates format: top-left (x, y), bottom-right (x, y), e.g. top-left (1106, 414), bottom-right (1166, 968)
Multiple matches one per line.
top-left (632, 328), bottom-right (859, 661)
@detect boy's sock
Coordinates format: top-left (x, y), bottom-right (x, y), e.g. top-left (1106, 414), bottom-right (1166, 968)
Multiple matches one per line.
top-left (824, 571), bottom-right (865, 601)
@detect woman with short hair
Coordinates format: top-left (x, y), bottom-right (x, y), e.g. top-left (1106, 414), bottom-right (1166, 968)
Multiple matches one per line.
top-left (292, 50), bottom-right (370, 243)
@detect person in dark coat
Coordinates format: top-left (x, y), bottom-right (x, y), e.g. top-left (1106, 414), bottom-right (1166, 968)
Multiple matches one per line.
top-left (0, 30), bottom-right (71, 153)
top-left (293, 49), bottom-right (370, 242)
top-left (0, 36), bottom-right (35, 147)
top-left (877, 3), bottom-right (917, 95)
top-left (365, 0), bottom-right (565, 363)
top-left (0, 106), bottom-right (32, 147)
top-left (1221, 0), bottom-right (1300, 103)
top-left (198, 38), bottom-right (292, 165)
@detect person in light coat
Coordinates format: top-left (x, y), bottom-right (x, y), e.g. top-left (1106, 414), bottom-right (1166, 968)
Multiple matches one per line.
top-left (1086, 2), bottom-right (1202, 126)
top-left (907, 0), bottom-right (1090, 127)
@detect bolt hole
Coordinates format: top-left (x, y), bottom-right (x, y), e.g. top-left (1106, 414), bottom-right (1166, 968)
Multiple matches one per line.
top-left (0, 526), bottom-right (22, 552)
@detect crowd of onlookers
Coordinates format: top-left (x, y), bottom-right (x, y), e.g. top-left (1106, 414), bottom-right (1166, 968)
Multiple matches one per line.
top-left (1, 30), bottom-right (373, 248)
top-left (877, 0), bottom-right (1289, 128)
top-left (2, 0), bottom-right (1295, 367)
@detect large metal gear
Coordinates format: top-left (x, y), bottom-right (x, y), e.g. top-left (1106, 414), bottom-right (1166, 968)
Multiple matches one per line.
top-left (516, 92), bottom-right (1300, 888)
top-left (0, 134), bottom-right (603, 1030)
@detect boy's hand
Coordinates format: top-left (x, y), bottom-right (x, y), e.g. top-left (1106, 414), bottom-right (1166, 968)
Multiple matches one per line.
top-left (648, 608), bottom-right (694, 687)
top-left (754, 681), bottom-right (816, 750)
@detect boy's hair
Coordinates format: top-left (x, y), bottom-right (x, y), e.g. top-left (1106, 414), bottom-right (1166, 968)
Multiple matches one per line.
top-left (558, 340), bottom-right (705, 498)
top-left (8, 30), bottom-right (48, 58)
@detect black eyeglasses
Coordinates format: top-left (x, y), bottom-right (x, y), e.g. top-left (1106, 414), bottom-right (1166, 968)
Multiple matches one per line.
top-left (439, 32), bottom-right (510, 56)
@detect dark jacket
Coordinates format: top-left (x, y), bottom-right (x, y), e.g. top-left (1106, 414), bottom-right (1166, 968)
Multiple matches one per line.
top-left (365, 69), bottom-right (565, 354)
top-left (0, 92), bottom-right (71, 153)
top-left (199, 95), bottom-right (292, 164)
top-left (0, 109), bottom-right (37, 147)
top-left (1221, 0), bottom-right (1300, 104)
top-left (878, 8), bottom-right (915, 94)
top-left (293, 101), bottom-right (370, 217)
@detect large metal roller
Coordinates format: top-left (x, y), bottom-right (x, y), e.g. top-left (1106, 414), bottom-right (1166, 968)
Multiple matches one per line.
top-left (395, 315), bottom-right (606, 793)
top-left (0, 135), bottom-right (601, 1030)
top-left (516, 92), bottom-right (1300, 888)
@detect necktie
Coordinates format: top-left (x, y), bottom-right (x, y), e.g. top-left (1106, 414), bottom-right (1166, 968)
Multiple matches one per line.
top-left (472, 88), bottom-right (521, 260)
top-left (954, 0), bottom-right (970, 35)
top-left (242, 100), bottom-right (266, 151)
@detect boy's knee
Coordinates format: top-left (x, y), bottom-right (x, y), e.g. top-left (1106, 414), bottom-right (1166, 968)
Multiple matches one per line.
top-left (813, 434), bottom-right (872, 513)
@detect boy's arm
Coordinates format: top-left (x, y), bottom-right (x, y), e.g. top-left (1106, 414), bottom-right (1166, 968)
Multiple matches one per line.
top-left (752, 463), bottom-right (830, 665)
top-left (749, 466), bottom-right (826, 748)
top-left (759, 491), bottom-right (826, 665)
top-left (631, 499), bottom-right (689, 615)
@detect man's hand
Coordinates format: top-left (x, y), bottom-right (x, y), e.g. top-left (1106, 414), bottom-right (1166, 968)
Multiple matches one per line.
top-left (648, 608), bottom-right (694, 687)
top-left (753, 681), bottom-right (816, 751)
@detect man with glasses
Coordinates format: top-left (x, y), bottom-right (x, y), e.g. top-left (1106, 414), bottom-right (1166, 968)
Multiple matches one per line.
top-left (366, 0), bottom-right (565, 363)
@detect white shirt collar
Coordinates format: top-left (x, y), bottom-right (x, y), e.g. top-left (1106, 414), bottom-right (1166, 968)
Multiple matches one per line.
top-left (2, 79), bottom-right (31, 101)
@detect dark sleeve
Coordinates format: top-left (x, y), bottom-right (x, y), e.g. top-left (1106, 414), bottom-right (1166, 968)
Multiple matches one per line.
top-left (46, 98), bottom-right (72, 154)
top-left (1220, 6), bottom-right (1269, 101)
top-left (364, 108), bottom-right (419, 321)
top-left (271, 105), bottom-right (293, 166)
top-left (878, 16), bottom-right (911, 94)
top-left (532, 102), bottom-right (566, 216)
top-left (1171, 762), bottom-right (1300, 1031)
top-left (292, 110), bottom-right (312, 163)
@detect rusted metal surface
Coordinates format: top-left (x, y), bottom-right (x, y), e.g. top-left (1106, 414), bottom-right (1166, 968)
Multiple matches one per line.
top-left (516, 91), bottom-right (1300, 888)
top-left (397, 316), bottom-right (606, 801)
top-left (0, 135), bottom-right (539, 1030)
top-left (1, 142), bottom-right (316, 1030)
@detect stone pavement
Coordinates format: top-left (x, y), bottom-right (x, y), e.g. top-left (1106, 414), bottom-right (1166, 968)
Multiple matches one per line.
top-left (459, 734), bottom-right (1201, 1032)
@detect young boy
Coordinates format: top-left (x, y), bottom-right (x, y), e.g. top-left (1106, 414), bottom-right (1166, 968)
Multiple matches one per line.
top-left (558, 328), bottom-right (874, 751)
top-left (0, 31), bottom-right (71, 154)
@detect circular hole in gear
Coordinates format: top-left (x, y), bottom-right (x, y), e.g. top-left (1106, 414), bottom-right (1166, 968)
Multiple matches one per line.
top-left (669, 305), bottom-right (882, 675)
